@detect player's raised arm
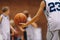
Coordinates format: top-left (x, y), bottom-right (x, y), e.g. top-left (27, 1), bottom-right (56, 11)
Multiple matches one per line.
top-left (25, 1), bottom-right (46, 26)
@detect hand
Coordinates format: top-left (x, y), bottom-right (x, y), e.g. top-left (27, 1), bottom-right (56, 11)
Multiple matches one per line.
top-left (19, 27), bottom-right (25, 32)
top-left (17, 25), bottom-right (25, 32)
top-left (17, 26), bottom-right (25, 36)
top-left (14, 31), bottom-right (18, 34)
top-left (19, 23), bottom-right (27, 28)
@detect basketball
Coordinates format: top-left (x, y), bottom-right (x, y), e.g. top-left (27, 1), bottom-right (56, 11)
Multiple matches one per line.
top-left (14, 13), bottom-right (27, 25)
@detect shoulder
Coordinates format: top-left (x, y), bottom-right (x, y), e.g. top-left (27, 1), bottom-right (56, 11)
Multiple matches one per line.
top-left (0, 15), bottom-right (3, 19)
top-left (0, 15), bottom-right (3, 22)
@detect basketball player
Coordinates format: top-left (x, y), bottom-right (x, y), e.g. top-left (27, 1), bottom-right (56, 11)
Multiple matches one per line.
top-left (0, 6), bottom-right (17, 40)
top-left (21, 0), bottom-right (60, 40)
top-left (23, 10), bottom-right (38, 40)
top-left (23, 10), bottom-right (42, 40)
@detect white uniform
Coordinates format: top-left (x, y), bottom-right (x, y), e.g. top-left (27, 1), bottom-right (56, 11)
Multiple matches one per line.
top-left (0, 14), bottom-right (10, 40)
top-left (26, 16), bottom-right (42, 40)
top-left (26, 17), bottom-right (35, 40)
top-left (0, 34), bottom-right (3, 40)
top-left (34, 28), bottom-right (42, 40)
top-left (44, 0), bottom-right (60, 40)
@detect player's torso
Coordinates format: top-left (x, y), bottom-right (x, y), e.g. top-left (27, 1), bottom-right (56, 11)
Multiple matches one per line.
top-left (1, 14), bottom-right (10, 33)
top-left (45, 0), bottom-right (60, 22)
top-left (45, 0), bottom-right (60, 31)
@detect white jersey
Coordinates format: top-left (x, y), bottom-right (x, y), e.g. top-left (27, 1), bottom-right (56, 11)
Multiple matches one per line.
top-left (0, 14), bottom-right (10, 40)
top-left (26, 16), bottom-right (42, 40)
top-left (26, 16), bottom-right (35, 40)
top-left (45, 0), bottom-right (60, 31)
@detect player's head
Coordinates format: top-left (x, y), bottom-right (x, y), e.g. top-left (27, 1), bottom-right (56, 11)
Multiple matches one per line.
top-left (2, 6), bottom-right (10, 15)
top-left (23, 10), bottom-right (29, 17)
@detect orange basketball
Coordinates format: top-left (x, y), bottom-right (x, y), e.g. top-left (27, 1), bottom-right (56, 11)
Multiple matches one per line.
top-left (14, 13), bottom-right (27, 25)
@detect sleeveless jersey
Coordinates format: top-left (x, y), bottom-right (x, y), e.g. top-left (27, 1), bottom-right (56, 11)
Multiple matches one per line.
top-left (0, 14), bottom-right (10, 40)
top-left (44, 0), bottom-right (60, 31)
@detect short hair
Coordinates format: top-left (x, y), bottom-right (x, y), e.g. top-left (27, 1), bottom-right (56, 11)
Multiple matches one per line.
top-left (23, 10), bottom-right (29, 17)
top-left (2, 7), bottom-right (9, 12)
top-left (23, 10), bottom-right (29, 14)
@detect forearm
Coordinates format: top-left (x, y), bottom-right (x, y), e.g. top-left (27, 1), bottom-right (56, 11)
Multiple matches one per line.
top-left (26, 15), bottom-right (38, 26)
top-left (22, 1), bottom-right (46, 28)
top-left (26, 7), bottom-right (43, 26)
top-left (26, 1), bottom-right (45, 26)
top-left (21, 34), bottom-right (24, 40)
top-left (31, 22), bottom-right (38, 28)
top-left (10, 26), bottom-right (16, 33)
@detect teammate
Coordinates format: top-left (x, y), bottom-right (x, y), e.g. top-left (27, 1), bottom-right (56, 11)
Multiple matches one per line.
top-left (0, 6), bottom-right (17, 40)
top-left (23, 10), bottom-right (38, 40)
top-left (21, 0), bottom-right (60, 40)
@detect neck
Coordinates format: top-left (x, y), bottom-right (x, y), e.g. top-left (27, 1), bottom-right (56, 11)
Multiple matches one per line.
top-left (3, 13), bottom-right (8, 16)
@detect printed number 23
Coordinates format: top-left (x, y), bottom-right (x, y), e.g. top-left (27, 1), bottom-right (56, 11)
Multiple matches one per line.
top-left (48, 2), bottom-right (60, 12)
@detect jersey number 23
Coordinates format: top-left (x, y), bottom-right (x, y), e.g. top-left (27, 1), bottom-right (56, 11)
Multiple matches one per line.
top-left (48, 2), bottom-right (60, 12)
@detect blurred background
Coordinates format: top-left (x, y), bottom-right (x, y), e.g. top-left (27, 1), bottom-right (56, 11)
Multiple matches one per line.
top-left (0, 0), bottom-right (47, 40)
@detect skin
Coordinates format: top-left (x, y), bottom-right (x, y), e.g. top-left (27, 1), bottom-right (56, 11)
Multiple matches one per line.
top-left (15, 26), bottom-right (25, 40)
top-left (23, 10), bottom-right (38, 28)
top-left (21, 1), bottom-right (47, 40)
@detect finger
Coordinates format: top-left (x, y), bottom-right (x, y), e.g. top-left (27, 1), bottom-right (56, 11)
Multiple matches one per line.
top-left (19, 23), bottom-right (25, 24)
